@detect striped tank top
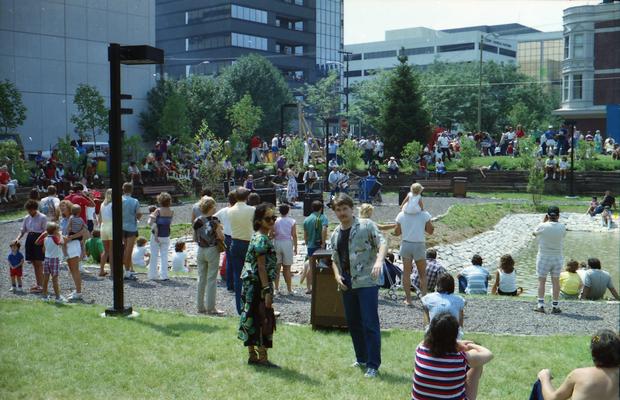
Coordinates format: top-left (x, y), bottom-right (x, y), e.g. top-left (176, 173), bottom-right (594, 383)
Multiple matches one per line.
top-left (412, 345), bottom-right (469, 400)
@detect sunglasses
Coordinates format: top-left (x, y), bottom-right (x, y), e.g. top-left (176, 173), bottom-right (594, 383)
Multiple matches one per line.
top-left (263, 216), bottom-right (277, 222)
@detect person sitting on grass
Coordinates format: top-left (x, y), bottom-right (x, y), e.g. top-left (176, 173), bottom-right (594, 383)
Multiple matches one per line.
top-left (559, 259), bottom-right (583, 300)
top-left (412, 312), bottom-right (493, 400)
top-left (491, 254), bottom-right (523, 296)
top-left (586, 196), bottom-right (598, 216)
top-left (457, 254), bottom-right (490, 295)
top-left (131, 237), bottom-right (150, 268)
top-left (579, 258), bottom-right (620, 301)
top-left (531, 329), bottom-right (619, 400)
top-left (412, 249), bottom-right (446, 294)
top-left (435, 158), bottom-right (447, 179)
top-left (422, 274), bottom-right (465, 339)
top-left (84, 230), bottom-right (104, 264)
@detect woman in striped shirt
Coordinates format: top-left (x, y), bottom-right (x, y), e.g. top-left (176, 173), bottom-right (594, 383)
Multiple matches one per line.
top-left (412, 312), bottom-right (493, 400)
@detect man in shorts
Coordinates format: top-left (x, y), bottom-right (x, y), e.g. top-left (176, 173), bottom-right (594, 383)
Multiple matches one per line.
top-left (533, 206), bottom-right (566, 314)
top-left (122, 182), bottom-right (142, 280)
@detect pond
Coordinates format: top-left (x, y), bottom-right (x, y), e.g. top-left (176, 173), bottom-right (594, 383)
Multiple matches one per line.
top-left (513, 231), bottom-right (620, 296)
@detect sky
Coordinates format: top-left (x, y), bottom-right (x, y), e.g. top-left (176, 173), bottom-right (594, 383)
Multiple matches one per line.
top-left (344, 0), bottom-right (597, 44)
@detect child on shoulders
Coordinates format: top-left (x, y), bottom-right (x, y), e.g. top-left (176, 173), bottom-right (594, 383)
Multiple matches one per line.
top-left (400, 183), bottom-right (424, 215)
top-left (491, 254), bottom-right (523, 296)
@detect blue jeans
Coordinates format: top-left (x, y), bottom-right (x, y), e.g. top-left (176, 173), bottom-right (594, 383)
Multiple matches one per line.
top-left (224, 235), bottom-right (233, 291)
top-left (231, 238), bottom-right (250, 314)
top-left (341, 285), bottom-right (381, 370)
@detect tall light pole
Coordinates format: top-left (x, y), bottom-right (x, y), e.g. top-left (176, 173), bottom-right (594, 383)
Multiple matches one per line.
top-left (338, 50), bottom-right (352, 114)
top-left (477, 33), bottom-right (498, 134)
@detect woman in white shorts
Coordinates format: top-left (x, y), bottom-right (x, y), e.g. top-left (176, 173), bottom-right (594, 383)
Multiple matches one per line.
top-left (273, 204), bottom-right (297, 295)
top-left (97, 189), bottom-right (113, 277)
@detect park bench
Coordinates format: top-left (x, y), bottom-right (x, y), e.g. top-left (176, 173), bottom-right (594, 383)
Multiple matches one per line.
top-left (139, 184), bottom-right (183, 204)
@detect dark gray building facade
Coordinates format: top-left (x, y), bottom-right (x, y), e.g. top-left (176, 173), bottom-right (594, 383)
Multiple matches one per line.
top-left (156, 0), bottom-right (343, 95)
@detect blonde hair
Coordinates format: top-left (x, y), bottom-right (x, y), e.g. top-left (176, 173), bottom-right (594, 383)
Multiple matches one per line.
top-left (71, 204), bottom-right (81, 216)
top-left (359, 203), bottom-right (373, 218)
top-left (103, 188), bottom-right (112, 206)
top-left (199, 196), bottom-right (216, 214)
top-left (411, 183), bottom-right (423, 195)
top-left (157, 192), bottom-right (172, 207)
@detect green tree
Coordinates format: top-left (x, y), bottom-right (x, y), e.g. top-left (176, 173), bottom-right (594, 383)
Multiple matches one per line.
top-left (227, 93), bottom-right (263, 162)
top-left (71, 84), bottom-right (108, 144)
top-left (380, 50), bottom-right (431, 156)
top-left (348, 70), bottom-right (391, 135)
top-left (195, 120), bottom-right (227, 199)
top-left (281, 137), bottom-right (304, 170)
top-left (139, 79), bottom-right (177, 142)
top-left (0, 79), bottom-right (27, 134)
top-left (177, 75), bottom-right (233, 138)
top-left (337, 139), bottom-right (364, 171)
top-left (400, 140), bottom-right (422, 171)
top-left (219, 54), bottom-right (292, 138)
top-left (159, 91), bottom-right (191, 144)
top-left (0, 139), bottom-right (30, 184)
top-left (458, 138), bottom-right (480, 170)
top-left (56, 135), bottom-right (80, 171)
top-left (304, 70), bottom-right (341, 133)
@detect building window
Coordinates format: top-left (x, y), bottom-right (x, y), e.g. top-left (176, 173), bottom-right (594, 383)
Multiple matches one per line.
top-left (572, 74), bottom-right (582, 100)
top-left (185, 65), bottom-right (191, 78)
top-left (344, 70), bottom-right (362, 78)
top-left (400, 46), bottom-right (434, 56)
top-left (562, 75), bottom-right (569, 101)
top-left (573, 34), bottom-right (584, 59)
top-left (187, 35), bottom-right (230, 51)
top-left (295, 45), bottom-right (304, 55)
top-left (438, 43), bottom-right (475, 53)
top-left (232, 33), bottom-right (268, 50)
top-left (232, 4), bottom-right (267, 24)
top-left (564, 36), bottom-right (569, 59)
top-left (346, 53), bottom-right (362, 61)
top-left (364, 50), bottom-right (396, 60)
top-left (499, 48), bottom-right (516, 58)
top-left (186, 5), bottom-right (229, 25)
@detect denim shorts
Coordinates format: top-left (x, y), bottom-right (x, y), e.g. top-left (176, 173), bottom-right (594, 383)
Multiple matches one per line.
top-left (399, 241), bottom-right (426, 261)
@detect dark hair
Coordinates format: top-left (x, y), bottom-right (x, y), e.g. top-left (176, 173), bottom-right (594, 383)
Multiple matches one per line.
top-left (122, 182), bottom-right (133, 194)
top-left (175, 241), bottom-right (186, 252)
top-left (92, 230), bottom-right (101, 238)
top-left (591, 329), bottom-right (620, 368)
top-left (566, 259), bottom-right (579, 273)
top-left (471, 254), bottom-right (483, 266)
top-left (73, 183), bottom-right (84, 192)
top-left (423, 312), bottom-right (459, 357)
top-left (200, 188), bottom-right (213, 197)
top-left (499, 254), bottom-right (515, 274)
top-left (279, 204), bottom-right (290, 216)
top-left (436, 274), bottom-right (455, 294)
top-left (235, 187), bottom-right (250, 202)
top-left (228, 191), bottom-right (237, 206)
top-left (426, 249), bottom-right (437, 260)
top-left (311, 200), bottom-right (323, 212)
top-left (333, 193), bottom-right (354, 209)
top-left (24, 199), bottom-right (39, 211)
top-left (253, 203), bottom-right (274, 231)
top-left (47, 185), bottom-right (57, 195)
top-left (247, 192), bottom-right (261, 206)
top-left (10, 240), bottom-right (20, 249)
top-left (587, 258), bottom-right (601, 270)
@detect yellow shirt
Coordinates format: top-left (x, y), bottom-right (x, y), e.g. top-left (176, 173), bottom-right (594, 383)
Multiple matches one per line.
top-left (228, 202), bottom-right (255, 241)
top-left (559, 271), bottom-right (581, 295)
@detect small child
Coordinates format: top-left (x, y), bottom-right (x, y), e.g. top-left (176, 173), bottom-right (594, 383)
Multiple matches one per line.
top-left (586, 196), bottom-right (598, 216)
top-left (360, 203), bottom-right (395, 231)
top-left (171, 241), bottom-right (188, 273)
top-left (601, 206), bottom-right (613, 229)
top-left (400, 183), bottom-right (424, 215)
top-left (491, 254), bottom-right (523, 296)
top-left (35, 223), bottom-right (65, 302)
top-left (7, 241), bottom-right (24, 293)
top-left (131, 237), bottom-right (150, 268)
top-left (558, 156), bottom-right (568, 181)
top-left (544, 155), bottom-right (557, 180)
top-left (84, 230), bottom-right (103, 264)
top-left (244, 174), bottom-right (254, 190)
top-left (559, 259), bottom-right (582, 299)
top-left (435, 159), bottom-right (446, 177)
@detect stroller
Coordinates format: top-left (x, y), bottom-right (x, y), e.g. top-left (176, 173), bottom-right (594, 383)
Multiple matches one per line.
top-left (380, 258), bottom-right (402, 300)
top-left (358, 175), bottom-right (383, 204)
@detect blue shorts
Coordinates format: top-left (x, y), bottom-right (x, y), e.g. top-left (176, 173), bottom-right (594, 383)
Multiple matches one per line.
top-left (272, 146), bottom-right (278, 152)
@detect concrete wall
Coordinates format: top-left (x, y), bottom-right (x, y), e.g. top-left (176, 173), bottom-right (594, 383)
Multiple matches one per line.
top-left (0, 0), bottom-right (157, 152)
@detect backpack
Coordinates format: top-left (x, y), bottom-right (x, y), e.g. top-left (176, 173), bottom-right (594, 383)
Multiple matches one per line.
top-left (194, 216), bottom-right (219, 248)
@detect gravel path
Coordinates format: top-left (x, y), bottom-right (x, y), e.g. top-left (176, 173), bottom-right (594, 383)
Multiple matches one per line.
top-left (2, 195), bottom-right (616, 336)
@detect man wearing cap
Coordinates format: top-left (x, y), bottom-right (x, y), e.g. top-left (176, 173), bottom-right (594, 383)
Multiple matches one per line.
top-left (387, 157), bottom-right (399, 179)
top-left (303, 165), bottom-right (318, 193)
top-left (533, 206), bottom-right (566, 313)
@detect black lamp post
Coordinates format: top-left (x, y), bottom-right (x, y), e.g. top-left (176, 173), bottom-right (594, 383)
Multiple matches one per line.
top-left (105, 44), bottom-right (164, 317)
top-left (566, 120), bottom-right (577, 198)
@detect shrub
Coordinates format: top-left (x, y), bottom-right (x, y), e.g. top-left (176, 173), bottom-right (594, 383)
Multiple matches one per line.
top-left (0, 139), bottom-right (30, 184)
top-left (400, 140), bottom-right (422, 171)
top-left (337, 139), bottom-right (364, 171)
top-left (281, 137), bottom-right (304, 170)
top-left (459, 137), bottom-right (479, 170)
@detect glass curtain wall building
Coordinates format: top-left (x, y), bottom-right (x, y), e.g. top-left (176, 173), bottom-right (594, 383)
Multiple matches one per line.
top-left (316, 0), bottom-right (344, 77)
top-left (512, 32), bottom-right (563, 95)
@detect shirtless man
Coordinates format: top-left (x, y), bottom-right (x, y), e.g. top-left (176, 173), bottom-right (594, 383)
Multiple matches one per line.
top-left (535, 329), bottom-right (619, 400)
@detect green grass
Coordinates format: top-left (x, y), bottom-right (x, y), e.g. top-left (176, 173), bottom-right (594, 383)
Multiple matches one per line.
top-left (0, 299), bottom-right (591, 400)
top-left (138, 223), bottom-right (193, 240)
top-left (443, 155), bottom-right (620, 172)
top-left (468, 192), bottom-right (590, 203)
top-left (0, 209), bottom-right (26, 223)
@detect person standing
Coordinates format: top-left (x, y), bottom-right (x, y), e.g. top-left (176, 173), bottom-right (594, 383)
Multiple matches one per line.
top-left (148, 192), bottom-right (174, 281)
top-left (273, 204), bottom-right (297, 295)
top-left (214, 191), bottom-right (236, 292)
top-left (228, 187), bottom-right (256, 314)
top-left (330, 194), bottom-right (387, 378)
top-left (121, 182), bottom-right (142, 280)
top-left (286, 164), bottom-right (298, 204)
top-left (14, 200), bottom-right (47, 293)
top-left (97, 189), bottom-right (113, 277)
top-left (393, 206), bottom-right (434, 306)
top-left (237, 203), bottom-right (279, 368)
top-left (39, 185), bottom-right (60, 222)
top-left (64, 183), bottom-right (95, 224)
top-left (533, 206), bottom-right (566, 314)
top-left (302, 200), bottom-right (328, 294)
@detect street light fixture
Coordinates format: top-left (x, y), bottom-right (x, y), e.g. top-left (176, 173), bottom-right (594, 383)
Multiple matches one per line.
top-left (105, 43), bottom-right (164, 317)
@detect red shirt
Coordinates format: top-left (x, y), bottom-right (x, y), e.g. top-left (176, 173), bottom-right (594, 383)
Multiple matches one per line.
top-left (64, 193), bottom-right (94, 223)
top-left (516, 129), bottom-right (525, 138)
top-left (0, 171), bottom-right (10, 185)
top-left (250, 136), bottom-right (261, 149)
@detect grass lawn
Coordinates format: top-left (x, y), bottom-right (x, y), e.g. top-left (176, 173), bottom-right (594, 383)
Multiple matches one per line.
top-left (138, 223), bottom-right (193, 240)
top-left (0, 299), bottom-right (591, 400)
top-left (0, 209), bottom-right (26, 223)
top-left (467, 192), bottom-right (591, 203)
top-left (443, 154), bottom-right (620, 172)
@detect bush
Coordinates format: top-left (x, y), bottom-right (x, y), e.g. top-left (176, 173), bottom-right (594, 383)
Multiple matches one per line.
top-left (400, 140), bottom-right (422, 171)
top-left (0, 139), bottom-right (30, 184)
top-left (337, 139), bottom-right (364, 171)
top-left (281, 137), bottom-right (304, 170)
top-left (527, 166), bottom-right (545, 206)
top-left (459, 138), bottom-right (479, 170)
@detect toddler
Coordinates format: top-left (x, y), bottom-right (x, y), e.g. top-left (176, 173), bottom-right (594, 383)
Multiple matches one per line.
top-left (401, 183), bottom-right (424, 215)
top-left (559, 259), bottom-right (582, 299)
top-left (7, 241), bottom-right (24, 293)
top-left (558, 157), bottom-right (568, 181)
top-left (586, 196), bottom-right (598, 216)
top-left (244, 174), bottom-right (254, 191)
top-left (491, 254), bottom-right (523, 296)
top-left (171, 241), bottom-right (189, 273)
top-left (35, 223), bottom-right (65, 302)
top-left (131, 237), bottom-right (150, 268)
top-left (601, 206), bottom-right (613, 229)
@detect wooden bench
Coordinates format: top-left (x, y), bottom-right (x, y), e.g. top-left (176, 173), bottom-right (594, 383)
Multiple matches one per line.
top-left (139, 184), bottom-right (183, 203)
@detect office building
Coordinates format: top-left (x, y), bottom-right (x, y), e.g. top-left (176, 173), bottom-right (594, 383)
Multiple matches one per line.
top-left (553, 0), bottom-right (620, 138)
top-left (156, 0), bottom-right (343, 93)
top-left (0, 0), bottom-right (156, 152)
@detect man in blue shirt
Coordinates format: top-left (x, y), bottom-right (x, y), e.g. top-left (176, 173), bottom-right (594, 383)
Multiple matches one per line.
top-left (457, 254), bottom-right (490, 295)
top-left (122, 182), bottom-right (142, 280)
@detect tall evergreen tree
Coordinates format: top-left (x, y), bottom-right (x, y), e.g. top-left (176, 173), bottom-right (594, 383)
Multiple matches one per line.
top-left (380, 50), bottom-right (430, 155)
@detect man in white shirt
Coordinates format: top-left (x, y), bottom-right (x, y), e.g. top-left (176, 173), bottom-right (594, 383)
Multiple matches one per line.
top-left (438, 133), bottom-right (451, 161)
top-left (228, 187), bottom-right (256, 314)
top-left (214, 191), bottom-right (236, 292)
top-left (271, 135), bottom-right (279, 158)
top-left (303, 165), bottom-right (318, 193)
top-left (393, 210), bottom-right (434, 306)
top-left (533, 206), bottom-right (566, 314)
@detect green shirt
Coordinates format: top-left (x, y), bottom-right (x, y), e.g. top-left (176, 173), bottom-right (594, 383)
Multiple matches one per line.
top-left (303, 212), bottom-right (328, 249)
top-left (85, 237), bottom-right (104, 263)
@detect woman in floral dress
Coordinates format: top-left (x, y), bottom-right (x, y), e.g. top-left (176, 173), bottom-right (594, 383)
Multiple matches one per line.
top-left (238, 203), bottom-right (279, 368)
top-left (286, 164), bottom-right (298, 204)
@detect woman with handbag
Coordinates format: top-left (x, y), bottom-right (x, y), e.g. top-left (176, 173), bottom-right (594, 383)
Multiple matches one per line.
top-left (192, 196), bottom-right (225, 315)
top-left (238, 203), bottom-right (279, 368)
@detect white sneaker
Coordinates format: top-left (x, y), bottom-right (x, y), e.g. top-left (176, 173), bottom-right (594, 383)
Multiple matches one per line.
top-left (67, 291), bottom-right (83, 301)
top-left (55, 295), bottom-right (67, 304)
top-left (8, 287), bottom-right (15, 293)
top-left (364, 368), bottom-right (378, 378)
